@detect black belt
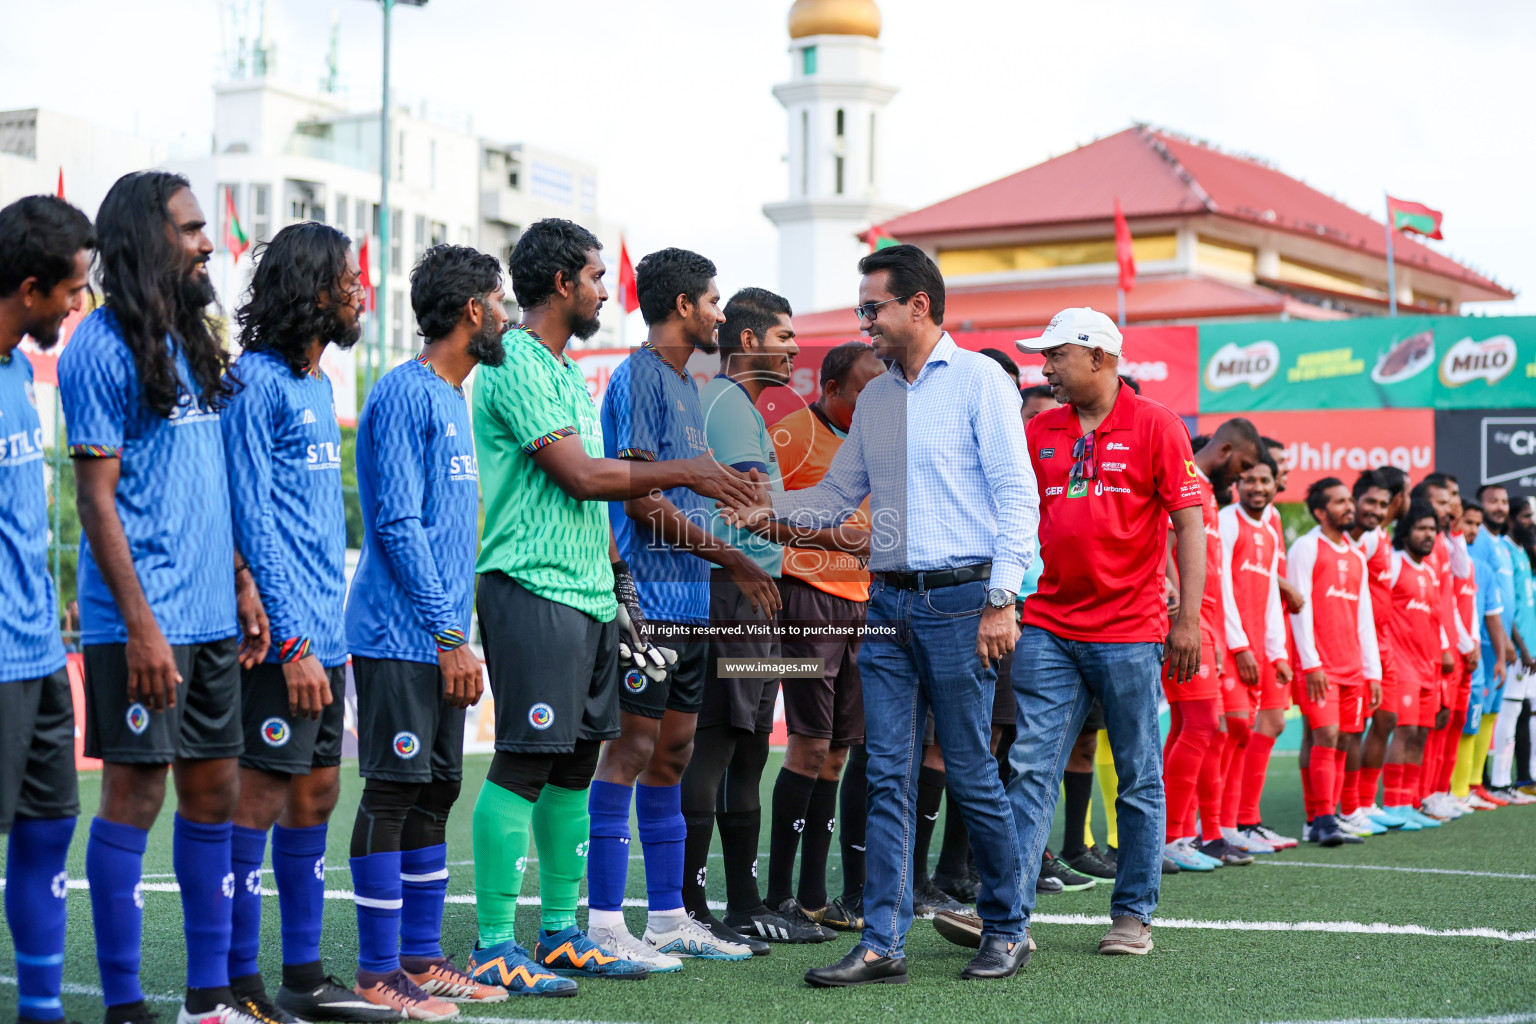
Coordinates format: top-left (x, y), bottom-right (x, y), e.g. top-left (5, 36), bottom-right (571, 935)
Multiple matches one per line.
top-left (876, 562), bottom-right (991, 592)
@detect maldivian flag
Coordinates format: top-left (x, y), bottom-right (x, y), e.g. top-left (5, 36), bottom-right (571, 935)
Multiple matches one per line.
top-left (225, 187), bottom-right (250, 262)
top-left (863, 227), bottom-right (899, 252)
top-left (1387, 196), bottom-right (1444, 240)
top-left (618, 237), bottom-right (640, 314)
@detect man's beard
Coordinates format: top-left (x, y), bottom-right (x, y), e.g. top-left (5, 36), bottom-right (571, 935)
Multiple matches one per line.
top-left (1511, 518), bottom-right (1535, 549)
top-left (321, 305), bottom-right (363, 350)
top-left (179, 263), bottom-right (216, 310)
top-left (466, 315), bottom-right (506, 367)
top-left (571, 310), bottom-right (602, 341)
top-left (27, 314), bottom-right (67, 349)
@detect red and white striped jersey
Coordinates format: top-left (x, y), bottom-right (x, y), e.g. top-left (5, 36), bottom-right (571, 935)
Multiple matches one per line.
top-left (1384, 549), bottom-right (1448, 689)
top-left (1219, 504), bottom-right (1286, 663)
top-left (1287, 527), bottom-right (1381, 686)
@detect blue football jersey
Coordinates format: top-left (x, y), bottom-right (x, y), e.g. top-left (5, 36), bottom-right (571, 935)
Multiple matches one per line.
top-left (344, 355), bottom-right (478, 664)
top-left (223, 348), bottom-right (347, 667)
top-left (57, 308), bottom-right (236, 646)
top-left (600, 343), bottom-right (711, 625)
top-left (0, 350), bottom-right (67, 683)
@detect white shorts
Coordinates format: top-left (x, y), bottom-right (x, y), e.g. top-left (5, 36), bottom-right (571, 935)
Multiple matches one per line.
top-left (1502, 666), bottom-right (1534, 703)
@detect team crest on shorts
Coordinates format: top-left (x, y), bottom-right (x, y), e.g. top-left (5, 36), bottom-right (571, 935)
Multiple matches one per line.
top-left (260, 717), bottom-right (291, 747)
top-left (528, 703), bottom-right (555, 730)
top-left (125, 703), bottom-right (150, 735)
top-left (393, 731), bottom-right (421, 759)
top-left (624, 668), bottom-right (648, 694)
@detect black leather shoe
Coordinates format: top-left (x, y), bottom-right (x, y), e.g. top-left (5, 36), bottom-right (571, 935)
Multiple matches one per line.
top-left (960, 933), bottom-right (1030, 980)
top-left (804, 946), bottom-right (908, 988)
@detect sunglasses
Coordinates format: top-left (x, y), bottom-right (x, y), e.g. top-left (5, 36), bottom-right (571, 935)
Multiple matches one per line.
top-left (854, 295), bottom-right (910, 322)
top-left (1070, 430), bottom-right (1097, 486)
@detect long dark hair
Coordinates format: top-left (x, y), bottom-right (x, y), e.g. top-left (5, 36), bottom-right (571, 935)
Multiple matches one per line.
top-left (97, 170), bottom-right (232, 416)
top-left (236, 222), bottom-right (355, 376)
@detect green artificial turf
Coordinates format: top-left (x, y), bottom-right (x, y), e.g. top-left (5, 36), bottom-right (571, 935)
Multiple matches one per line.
top-left (4, 751), bottom-right (1535, 1024)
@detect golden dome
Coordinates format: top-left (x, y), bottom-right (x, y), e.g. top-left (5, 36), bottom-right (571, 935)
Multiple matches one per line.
top-left (788, 0), bottom-right (881, 39)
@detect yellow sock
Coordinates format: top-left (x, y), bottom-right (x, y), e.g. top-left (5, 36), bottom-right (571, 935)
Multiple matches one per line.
top-left (1469, 714), bottom-right (1497, 788)
top-left (1451, 734), bottom-right (1477, 797)
top-left (1094, 729), bottom-right (1119, 849)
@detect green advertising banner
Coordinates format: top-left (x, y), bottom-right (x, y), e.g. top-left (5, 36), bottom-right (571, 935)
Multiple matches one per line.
top-left (1198, 316), bottom-right (1536, 412)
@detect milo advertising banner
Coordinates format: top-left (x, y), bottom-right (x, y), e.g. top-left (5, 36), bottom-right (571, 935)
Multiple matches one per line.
top-left (1199, 316), bottom-right (1536, 412)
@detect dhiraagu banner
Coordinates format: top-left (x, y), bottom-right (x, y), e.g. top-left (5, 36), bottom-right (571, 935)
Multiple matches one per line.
top-left (1199, 317), bottom-right (1438, 412)
top-left (1199, 316), bottom-right (1536, 412)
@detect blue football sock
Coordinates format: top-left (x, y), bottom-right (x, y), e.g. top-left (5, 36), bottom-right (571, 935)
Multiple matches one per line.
top-left (636, 783), bottom-right (686, 913)
top-left (174, 814), bottom-right (235, 990)
top-left (586, 780), bottom-right (633, 913)
top-left (228, 825), bottom-right (267, 979)
top-left (86, 817), bottom-right (148, 1007)
top-left (6, 816), bottom-right (75, 1022)
top-left (399, 844), bottom-right (448, 960)
top-left (350, 852), bottom-right (402, 975)
top-left (272, 823), bottom-right (328, 969)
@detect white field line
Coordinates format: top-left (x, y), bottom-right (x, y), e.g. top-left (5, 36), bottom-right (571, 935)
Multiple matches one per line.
top-left (1255, 860), bottom-right (1536, 881)
top-left (14, 879), bottom-right (1531, 941)
top-left (1029, 912), bottom-right (1536, 942)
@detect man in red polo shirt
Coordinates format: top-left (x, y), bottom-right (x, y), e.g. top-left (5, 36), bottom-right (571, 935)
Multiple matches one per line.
top-left (1003, 308), bottom-right (1207, 958)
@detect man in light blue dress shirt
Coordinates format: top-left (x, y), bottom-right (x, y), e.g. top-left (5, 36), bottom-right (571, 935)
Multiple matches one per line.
top-left (729, 245), bottom-right (1039, 985)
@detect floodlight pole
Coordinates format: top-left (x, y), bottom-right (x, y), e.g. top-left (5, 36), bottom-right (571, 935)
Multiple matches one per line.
top-left (365, 0), bottom-right (427, 394)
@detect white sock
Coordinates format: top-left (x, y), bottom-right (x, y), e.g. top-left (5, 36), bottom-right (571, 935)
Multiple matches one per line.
top-left (648, 906), bottom-right (688, 931)
top-left (588, 908), bottom-right (627, 933)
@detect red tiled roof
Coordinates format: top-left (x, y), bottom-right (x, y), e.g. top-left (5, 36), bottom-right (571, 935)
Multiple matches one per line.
top-left (793, 275), bottom-right (1285, 339)
top-left (875, 127), bottom-right (1511, 299)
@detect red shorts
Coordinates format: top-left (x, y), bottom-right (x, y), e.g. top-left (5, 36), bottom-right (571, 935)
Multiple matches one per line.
top-left (1337, 683), bottom-right (1367, 733)
top-left (1416, 676), bottom-right (1444, 728)
top-left (1220, 653), bottom-right (1259, 720)
top-left (1376, 637), bottom-right (1400, 709)
top-left (1293, 670), bottom-right (1340, 728)
top-left (1258, 659), bottom-right (1293, 711)
top-left (1165, 639), bottom-right (1221, 702)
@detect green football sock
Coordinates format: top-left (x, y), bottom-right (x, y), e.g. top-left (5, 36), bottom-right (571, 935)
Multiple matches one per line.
top-left (532, 784), bottom-right (591, 933)
top-left (472, 779), bottom-right (535, 947)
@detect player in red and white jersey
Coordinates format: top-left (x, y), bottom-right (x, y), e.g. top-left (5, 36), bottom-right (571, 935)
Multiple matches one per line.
top-left (1411, 475), bottom-right (1477, 819)
top-left (1379, 500), bottom-right (1451, 828)
top-left (1432, 501), bottom-right (1489, 815)
top-left (1287, 478), bottom-right (1381, 847)
top-left (1348, 467), bottom-right (1411, 831)
top-left (1338, 470), bottom-right (1404, 835)
top-left (1218, 454), bottom-right (1293, 853)
top-left (1161, 420), bottom-right (1261, 872)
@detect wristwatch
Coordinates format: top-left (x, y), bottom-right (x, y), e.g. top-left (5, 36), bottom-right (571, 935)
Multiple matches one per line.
top-left (986, 587), bottom-right (1016, 609)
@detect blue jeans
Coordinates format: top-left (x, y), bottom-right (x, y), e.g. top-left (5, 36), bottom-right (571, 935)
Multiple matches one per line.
top-left (1007, 626), bottom-right (1165, 924)
top-left (858, 578), bottom-right (1025, 957)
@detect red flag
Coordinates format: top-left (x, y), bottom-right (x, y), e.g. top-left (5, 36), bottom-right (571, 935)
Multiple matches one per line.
top-left (1386, 196), bottom-right (1444, 240)
top-left (57, 167), bottom-right (65, 199)
top-left (224, 187), bottom-right (250, 263)
top-left (358, 235), bottom-right (375, 313)
top-left (1114, 198), bottom-right (1136, 292)
top-left (617, 237), bottom-right (639, 315)
top-left (862, 227), bottom-right (899, 252)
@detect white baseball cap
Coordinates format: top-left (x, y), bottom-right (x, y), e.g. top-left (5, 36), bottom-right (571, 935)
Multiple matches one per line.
top-left (1015, 307), bottom-right (1123, 356)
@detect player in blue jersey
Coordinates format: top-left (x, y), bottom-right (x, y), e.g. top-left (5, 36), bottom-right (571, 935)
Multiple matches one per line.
top-left (587, 249), bottom-right (776, 963)
top-left (344, 245), bottom-right (511, 1019)
top-left (221, 223), bottom-right (396, 1023)
top-left (59, 171), bottom-right (270, 1024)
top-left (0, 193), bottom-right (95, 1024)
